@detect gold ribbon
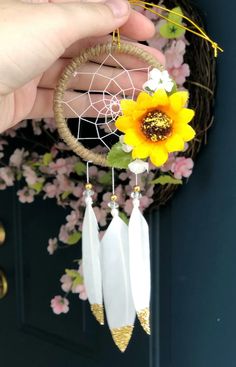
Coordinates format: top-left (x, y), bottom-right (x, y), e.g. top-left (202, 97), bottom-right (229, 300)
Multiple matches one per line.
top-left (112, 1), bottom-right (223, 57)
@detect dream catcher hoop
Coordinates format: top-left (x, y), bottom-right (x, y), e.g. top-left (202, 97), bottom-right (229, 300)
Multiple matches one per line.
top-left (54, 42), bottom-right (164, 166)
top-left (53, 1), bottom-right (222, 353)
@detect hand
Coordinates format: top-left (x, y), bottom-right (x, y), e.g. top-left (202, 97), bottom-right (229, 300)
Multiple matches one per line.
top-left (0, 0), bottom-right (165, 133)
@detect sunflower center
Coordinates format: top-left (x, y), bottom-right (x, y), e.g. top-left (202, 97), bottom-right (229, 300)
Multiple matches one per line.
top-left (141, 110), bottom-right (173, 142)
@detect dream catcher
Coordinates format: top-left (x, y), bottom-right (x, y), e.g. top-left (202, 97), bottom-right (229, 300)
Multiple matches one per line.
top-left (53, 2), bottom-right (222, 352)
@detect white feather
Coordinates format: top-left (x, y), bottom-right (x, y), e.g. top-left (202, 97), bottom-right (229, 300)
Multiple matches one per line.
top-left (101, 209), bottom-right (135, 351)
top-left (82, 196), bottom-right (103, 321)
top-left (129, 198), bottom-right (151, 333)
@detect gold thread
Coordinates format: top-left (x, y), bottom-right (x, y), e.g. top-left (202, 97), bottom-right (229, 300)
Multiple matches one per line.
top-left (91, 304), bottom-right (104, 325)
top-left (129, 0), bottom-right (223, 57)
top-left (111, 325), bottom-right (134, 352)
top-left (137, 308), bottom-right (151, 335)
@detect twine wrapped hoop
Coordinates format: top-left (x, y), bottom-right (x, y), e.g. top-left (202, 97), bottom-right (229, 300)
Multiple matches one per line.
top-left (53, 42), bottom-right (164, 167)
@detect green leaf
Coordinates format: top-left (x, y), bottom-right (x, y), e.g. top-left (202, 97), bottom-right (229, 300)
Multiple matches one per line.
top-left (159, 23), bottom-right (185, 39)
top-left (168, 6), bottom-right (183, 24)
top-left (72, 275), bottom-right (83, 288)
top-left (119, 212), bottom-right (129, 225)
top-left (107, 142), bottom-right (133, 169)
top-left (159, 7), bottom-right (185, 39)
top-left (61, 191), bottom-right (71, 200)
top-left (65, 269), bottom-right (80, 278)
top-left (42, 152), bottom-right (53, 166)
top-left (66, 231), bottom-right (82, 245)
top-left (74, 162), bottom-right (86, 176)
top-left (30, 181), bottom-right (44, 193)
top-left (98, 171), bottom-right (112, 185)
top-left (151, 175), bottom-right (183, 185)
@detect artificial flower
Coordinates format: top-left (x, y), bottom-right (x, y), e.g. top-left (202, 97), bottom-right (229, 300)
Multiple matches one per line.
top-left (50, 296), bottom-right (69, 315)
top-left (128, 159), bottom-right (149, 174)
top-left (115, 89), bottom-right (195, 167)
top-left (47, 238), bottom-right (58, 255)
top-left (17, 187), bottom-right (35, 203)
top-left (143, 69), bottom-right (174, 93)
top-left (168, 64), bottom-right (190, 85)
top-left (119, 135), bottom-right (133, 153)
top-left (165, 40), bottom-right (186, 68)
top-left (171, 156), bottom-right (194, 179)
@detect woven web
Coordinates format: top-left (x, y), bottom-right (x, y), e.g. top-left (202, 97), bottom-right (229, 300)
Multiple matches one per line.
top-left (61, 53), bottom-right (151, 151)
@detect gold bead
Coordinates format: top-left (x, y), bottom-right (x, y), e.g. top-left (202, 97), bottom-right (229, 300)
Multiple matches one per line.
top-left (134, 185), bottom-right (141, 192)
top-left (85, 183), bottom-right (93, 190)
top-left (111, 194), bottom-right (117, 202)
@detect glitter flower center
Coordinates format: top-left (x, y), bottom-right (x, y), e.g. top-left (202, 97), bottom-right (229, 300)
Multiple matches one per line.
top-left (141, 110), bottom-right (173, 142)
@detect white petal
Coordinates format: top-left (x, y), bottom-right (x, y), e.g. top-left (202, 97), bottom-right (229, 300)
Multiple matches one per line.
top-left (161, 70), bottom-right (171, 81)
top-left (149, 68), bottom-right (162, 81)
top-left (164, 81), bottom-right (174, 92)
top-left (128, 159), bottom-right (149, 174)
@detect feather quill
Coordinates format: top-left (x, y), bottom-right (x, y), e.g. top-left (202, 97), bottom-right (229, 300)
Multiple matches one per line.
top-left (129, 195), bottom-right (151, 334)
top-left (101, 208), bottom-right (135, 352)
top-left (82, 194), bottom-right (104, 325)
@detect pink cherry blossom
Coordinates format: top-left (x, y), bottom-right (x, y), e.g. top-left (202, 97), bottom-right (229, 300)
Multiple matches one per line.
top-left (17, 187), bottom-right (35, 203)
top-left (10, 148), bottom-right (28, 168)
top-left (23, 165), bottom-right (38, 186)
top-left (59, 225), bottom-right (69, 244)
top-left (32, 120), bottom-right (42, 135)
top-left (168, 63), bottom-right (190, 85)
top-left (43, 182), bottom-right (59, 199)
top-left (165, 40), bottom-right (186, 69)
top-left (72, 184), bottom-right (83, 198)
top-left (47, 238), bottom-right (58, 255)
top-left (43, 118), bottom-right (57, 132)
top-left (160, 153), bottom-right (176, 172)
top-left (49, 158), bottom-right (68, 175)
top-left (171, 157), bottom-right (194, 179)
top-left (0, 167), bottom-right (14, 186)
top-left (66, 210), bottom-right (80, 230)
top-left (60, 274), bottom-right (72, 293)
top-left (0, 139), bottom-right (8, 151)
top-left (50, 296), bottom-right (69, 315)
top-left (93, 207), bottom-right (107, 227)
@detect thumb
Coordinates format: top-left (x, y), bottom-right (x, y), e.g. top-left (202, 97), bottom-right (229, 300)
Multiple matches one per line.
top-left (28, 0), bottom-right (131, 47)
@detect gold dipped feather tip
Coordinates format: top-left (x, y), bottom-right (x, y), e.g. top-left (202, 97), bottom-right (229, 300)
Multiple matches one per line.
top-left (91, 304), bottom-right (104, 325)
top-left (111, 325), bottom-right (134, 352)
top-left (137, 308), bottom-right (151, 335)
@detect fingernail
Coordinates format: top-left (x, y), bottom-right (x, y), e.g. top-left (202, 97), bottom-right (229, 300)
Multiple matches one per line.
top-left (105, 0), bottom-right (130, 18)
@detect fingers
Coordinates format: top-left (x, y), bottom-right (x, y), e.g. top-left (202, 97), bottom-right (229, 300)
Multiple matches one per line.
top-left (26, 89), bottom-right (115, 119)
top-left (62, 37), bottom-right (165, 66)
top-left (22, 0), bottom-right (155, 40)
top-left (119, 9), bottom-right (155, 40)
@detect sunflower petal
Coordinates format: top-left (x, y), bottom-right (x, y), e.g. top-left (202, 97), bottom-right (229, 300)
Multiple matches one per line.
top-left (120, 99), bottom-right (137, 115)
top-left (169, 91), bottom-right (189, 112)
top-left (176, 108), bottom-right (195, 124)
top-left (175, 124), bottom-right (196, 141)
top-left (165, 134), bottom-right (185, 152)
top-left (137, 92), bottom-right (153, 108)
top-left (115, 116), bottom-right (134, 132)
top-left (124, 129), bottom-right (143, 146)
top-left (132, 144), bottom-right (150, 159)
top-left (150, 145), bottom-right (168, 167)
top-left (152, 89), bottom-right (169, 106)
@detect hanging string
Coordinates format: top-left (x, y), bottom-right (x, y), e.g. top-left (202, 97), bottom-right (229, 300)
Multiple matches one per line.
top-left (111, 167), bottom-right (115, 195)
top-left (112, 1), bottom-right (223, 57)
top-left (86, 160), bottom-right (92, 184)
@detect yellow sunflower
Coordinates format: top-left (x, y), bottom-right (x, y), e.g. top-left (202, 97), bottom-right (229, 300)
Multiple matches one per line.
top-left (115, 89), bottom-right (195, 167)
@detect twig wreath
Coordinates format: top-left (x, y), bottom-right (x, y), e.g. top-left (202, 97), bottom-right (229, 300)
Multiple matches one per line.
top-left (0, 0), bottom-right (222, 353)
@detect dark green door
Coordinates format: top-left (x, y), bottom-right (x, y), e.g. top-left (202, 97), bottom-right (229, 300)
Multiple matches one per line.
top-left (159, 0), bottom-right (236, 366)
top-left (0, 0), bottom-right (233, 366)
